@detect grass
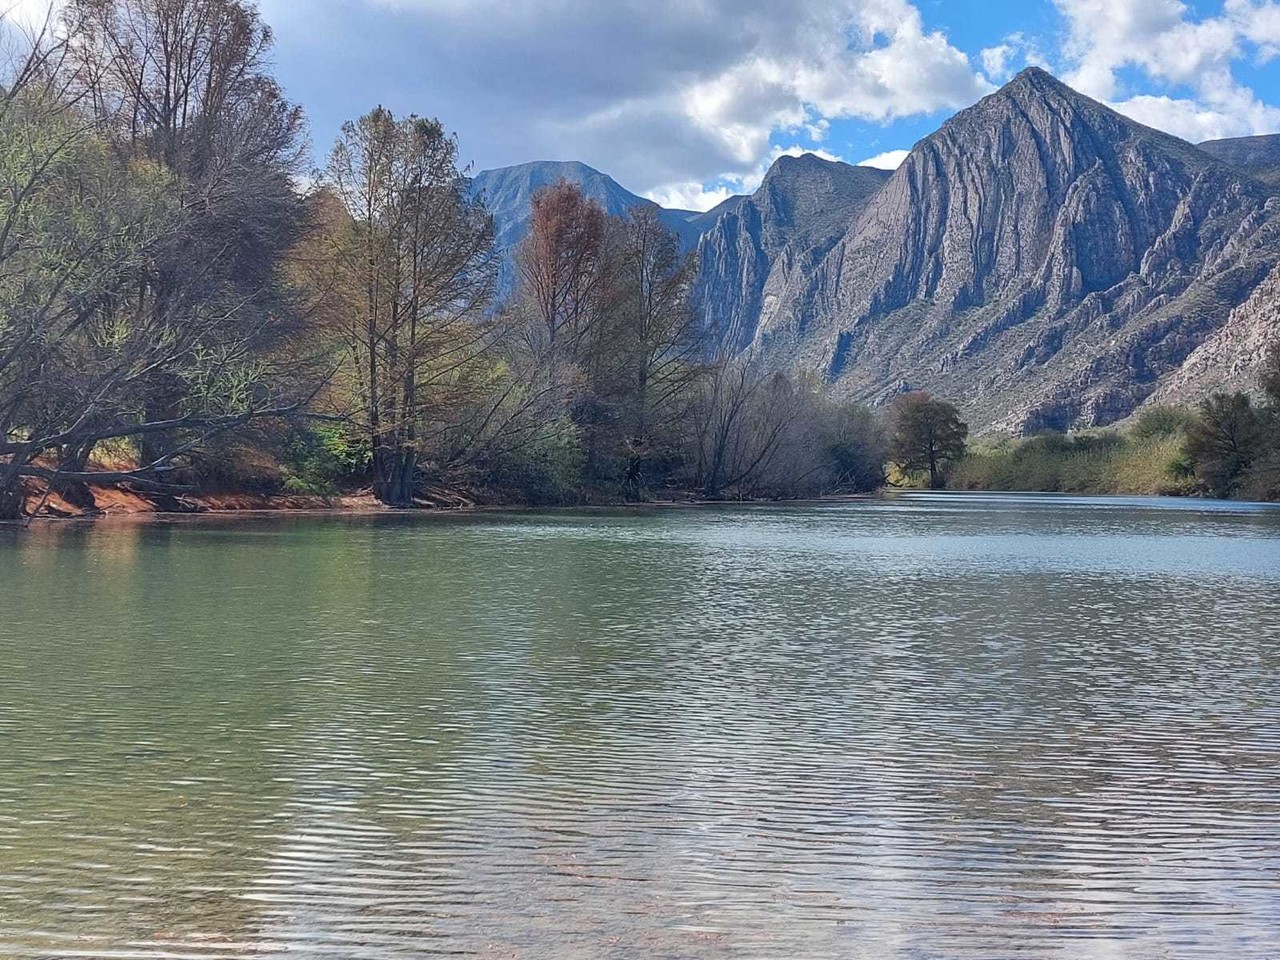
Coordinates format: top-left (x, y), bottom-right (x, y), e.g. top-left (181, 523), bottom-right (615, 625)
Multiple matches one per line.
top-left (949, 431), bottom-right (1196, 497)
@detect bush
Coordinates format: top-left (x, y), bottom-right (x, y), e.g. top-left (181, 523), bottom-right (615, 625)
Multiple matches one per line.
top-left (281, 427), bottom-right (372, 495)
top-left (1132, 406), bottom-right (1195, 441)
top-left (474, 418), bottom-right (586, 504)
top-left (951, 429), bottom-right (1194, 496)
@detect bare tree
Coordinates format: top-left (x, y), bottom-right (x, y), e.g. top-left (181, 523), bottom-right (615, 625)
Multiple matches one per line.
top-left (611, 206), bottom-right (702, 490)
top-left (516, 180), bottom-right (608, 354)
top-left (690, 360), bottom-right (798, 498)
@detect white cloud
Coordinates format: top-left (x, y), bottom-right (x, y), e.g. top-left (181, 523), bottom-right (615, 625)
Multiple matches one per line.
top-left (1227, 0), bottom-right (1280, 57)
top-left (859, 149), bottom-right (911, 169)
top-left (3, 0), bottom-right (60, 31)
top-left (644, 145), bottom-right (849, 212)
top-left (1055, 0), bottom-right (1280, 140)
top-left (644, 182), bottom-right (740, 213)
top-left (981, 43), bottom-right (1014, 81)
top-left (317, 0), bottom-right (989, 196)
top-left (980, 33), bottom-right (1049, 82)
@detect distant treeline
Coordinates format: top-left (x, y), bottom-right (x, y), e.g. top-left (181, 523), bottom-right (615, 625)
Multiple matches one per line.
top-left (949, 348), bottom-right (1280, 502)
top-left (0, 0), bottom-right (885, 520)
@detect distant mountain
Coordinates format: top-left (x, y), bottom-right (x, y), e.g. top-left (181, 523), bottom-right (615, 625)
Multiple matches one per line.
top-left (1198, 134), bottom-right (1280, 189)
top-left (694, 153), bottom-right (891, 353)
top-left (749, 68), bottom-right (1280, 432)
top-left (469, 76), bottom-right (1280, 433)
top-left (469, 159), bottom-right (721, 296)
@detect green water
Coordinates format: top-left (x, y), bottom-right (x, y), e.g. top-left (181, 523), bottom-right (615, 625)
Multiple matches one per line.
top-left (2, 493), bottom-right (1279, 959)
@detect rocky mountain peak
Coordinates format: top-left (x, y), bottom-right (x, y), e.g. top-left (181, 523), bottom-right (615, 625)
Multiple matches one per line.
top-left (754, 68), bottom-right (1277, 432)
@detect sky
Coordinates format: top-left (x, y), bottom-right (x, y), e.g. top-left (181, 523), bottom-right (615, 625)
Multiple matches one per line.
top-left (15, 0), bottom-right (1280, 210)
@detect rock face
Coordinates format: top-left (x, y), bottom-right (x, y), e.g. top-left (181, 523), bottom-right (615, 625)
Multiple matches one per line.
top-left (693, 154), bottom-right (890, 353)
top-left (752, 68), bottom-right (1280, 432)
top-left (470, 159), bottom-right (735, 297)
top-left (1148, 260), bottom-right (1280, 404)
top-left (1199, 135), bottom-right (1280, 190)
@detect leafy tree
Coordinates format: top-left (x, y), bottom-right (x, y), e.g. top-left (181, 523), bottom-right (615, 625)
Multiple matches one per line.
top-left (889, 391), bottom-right (968, 489)
top-left (62, 0), bottom-right (312, 467)
top-left (1185, 392), bottom-right (1262, 497)
top-left (321, 107), bottom-right (497, 506)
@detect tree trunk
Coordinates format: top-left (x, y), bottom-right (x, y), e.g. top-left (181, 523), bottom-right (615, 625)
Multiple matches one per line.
top-left (0, 473), bottom-right (24, 521)
top-left (373, 445), bottom-right (416, 507)
top-left (55, 442), bottom-right (99, 511)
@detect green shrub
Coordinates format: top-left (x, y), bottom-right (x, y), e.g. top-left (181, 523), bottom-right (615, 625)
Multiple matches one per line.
top-left (281, 427), bottom-right (372, 495)
top-left (1132, 406), bottom-right (1195, 441)
top-left (475, 418), bottom-right (586, 504)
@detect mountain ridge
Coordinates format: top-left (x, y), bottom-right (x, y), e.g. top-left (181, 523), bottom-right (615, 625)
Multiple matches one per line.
top-left (472, 69), bottom-right (1280, 432)
top-left (750, 67), bottom-right (1279, 432)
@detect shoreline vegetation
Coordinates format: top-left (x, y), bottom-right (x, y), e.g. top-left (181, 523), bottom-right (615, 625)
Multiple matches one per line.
top-left (2, 1), bottom-right (1279, 525)
top-left (0, 1), bottom-right (887, 524)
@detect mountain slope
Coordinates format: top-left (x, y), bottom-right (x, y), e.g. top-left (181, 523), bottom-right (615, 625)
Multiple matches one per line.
top-left (757, 67), bottom-right (1279, 432)
top-left (694, 154), bottom-right (891, 353)
top-left (470, 160), bottom-right (711, 296)
top-left (1198, 134), bottom-right (1280, 189)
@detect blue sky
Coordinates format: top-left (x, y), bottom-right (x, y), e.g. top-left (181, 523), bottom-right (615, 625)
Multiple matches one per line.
top-left (244, 0), bottom-right (1280, 209)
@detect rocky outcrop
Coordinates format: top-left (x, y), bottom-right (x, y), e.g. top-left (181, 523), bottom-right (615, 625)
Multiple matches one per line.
top-left (1148, 257), bottom-right (1280, 405)
top-left (471, 73), bottom-right (1280, 433)
top-left (753, 68), bottom-right (1280, 432)
top-left (1199, 134), bottom-right (1280, 190)
top-left (693, 154), bottom-right (890, 353)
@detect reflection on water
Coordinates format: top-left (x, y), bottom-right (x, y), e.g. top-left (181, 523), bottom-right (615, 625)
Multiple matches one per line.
top-left (2, 493), bottom-right (1280, 959)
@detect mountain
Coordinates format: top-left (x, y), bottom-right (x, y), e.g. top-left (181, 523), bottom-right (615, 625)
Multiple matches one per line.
top-left (694, 154), bottom-right (891, 353)
top-left (468, 74), bottom-right (1280, 433)
top-left (1199, 134), bottom-right (1280, 189)
top-left (470, 159), bottom-right (725, 296)
top-left (749, 68), bottom-right (1280, 432)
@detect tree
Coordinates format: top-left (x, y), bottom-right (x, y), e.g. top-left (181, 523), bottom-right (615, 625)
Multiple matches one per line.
top-left (611, 206), bottom-right (702, 491)
top-left (1185, 392), bottom-right (1262, 497)
top-left (1260, 340), bottom-right (1280, 408)
top-left (516, 180), bottom-right (608, 353)
top-left (321, 107), bottom-right (497, 506)
top-left (889, 391), bottom-right (968, 489)
top-left (825, 402), bottom-right (888, 492)
top-left (61, 0), bottom-right (310, 466)
top-left (690, 360), bottom-right (798, 499)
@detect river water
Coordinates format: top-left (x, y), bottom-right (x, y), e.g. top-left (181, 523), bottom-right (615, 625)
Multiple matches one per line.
top-left (2, 493), bottom-right (1279, 959)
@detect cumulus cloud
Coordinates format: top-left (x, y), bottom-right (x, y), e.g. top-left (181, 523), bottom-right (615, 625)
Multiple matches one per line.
top-left (980, 33), bottom-right (1049, 83)
top-left (1055, 0), bottom-right (1280, 141)
top-left (644, 182), bottom-right (740, 213)
top-left (262, 0), bottom-right (989, 204)
top-left (859, 149), bottom-right (911, 169)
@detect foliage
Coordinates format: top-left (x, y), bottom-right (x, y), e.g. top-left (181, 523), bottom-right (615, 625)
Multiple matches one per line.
top-left (281, 427), bottom-right (372, 495)
top-left (318, 107), bottom-right (498, 507)
top-left (1131, 405), bottom-right (1196, 441)
top-left (951, 431), bottom-right (1195, 496)
top-left (0, 0), bottom-right (313, 520)
top-left (888, 392), bottom-right (969, 489)
top-left (1185, 393), bottom-right (1263, 497)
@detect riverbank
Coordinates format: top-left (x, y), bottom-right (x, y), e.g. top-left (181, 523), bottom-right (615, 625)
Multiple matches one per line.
top-left (14, 473), bottom-right (870, 523)
top-left (13, 475), bottom-right (482, 520)
top-left (947, 431), bottom-right (1198, 498)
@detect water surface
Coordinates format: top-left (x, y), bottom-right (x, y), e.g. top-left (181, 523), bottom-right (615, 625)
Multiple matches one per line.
top-left (2, 493), bottom-right (1280, 958)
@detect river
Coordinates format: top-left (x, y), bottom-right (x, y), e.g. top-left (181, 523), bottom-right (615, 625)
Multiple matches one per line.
top-left (2, 493), bottom-right (1279, 958)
